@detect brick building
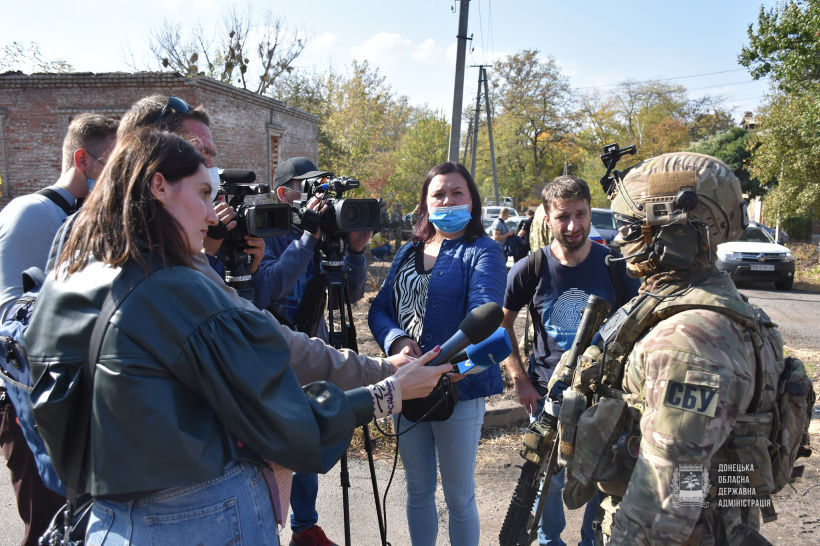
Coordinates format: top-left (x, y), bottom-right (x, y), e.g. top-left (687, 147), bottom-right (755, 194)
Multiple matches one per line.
top-left (0, 71), bottom-right (318, 208)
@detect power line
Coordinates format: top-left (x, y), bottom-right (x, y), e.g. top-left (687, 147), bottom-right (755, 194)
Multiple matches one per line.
top-left (688, 80), bottom-right (758, 92)
top-left (574, 68), bottom-right (749, 90)
top-left (477, 0), bottom-right (485, 62)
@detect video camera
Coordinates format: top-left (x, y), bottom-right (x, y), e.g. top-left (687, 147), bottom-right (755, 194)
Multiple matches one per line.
top-left (210, 169), bottom-right (291, 299)
top-left (293, 174), bottom-right (380, 257)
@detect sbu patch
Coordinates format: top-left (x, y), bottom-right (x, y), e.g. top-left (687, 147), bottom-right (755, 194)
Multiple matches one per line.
top-left (663, 381), bottom-right (719, 417)
top-left (656, 366), bottom-right (722, 443)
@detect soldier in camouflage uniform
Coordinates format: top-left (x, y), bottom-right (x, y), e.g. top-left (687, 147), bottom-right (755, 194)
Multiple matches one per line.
top-left (583, 152), bottom-right (781, 545)
top-left (390, 202), bottom-right (404, 248)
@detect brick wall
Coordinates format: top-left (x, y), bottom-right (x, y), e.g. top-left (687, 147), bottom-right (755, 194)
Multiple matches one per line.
top-left (0, 72), bottom-right (318, 208)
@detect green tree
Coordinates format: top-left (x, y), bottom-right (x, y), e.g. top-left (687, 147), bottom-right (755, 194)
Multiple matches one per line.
top-left (274, 61), bottom-right (411, 196)
top-left (320, 61), bottom-right (410, 187)
top-left (470, 50), bottom-right (576, 207)
top-left (739, 0), bottom-right (820, 92)
top-left (739, 1), bottom-right (820, 219)
top-left (747, 89), bottom-right (820, 216)
top-left (688, 127), bottom-right (768, 198)
top-left (389, 110), bottom-right (449, 207)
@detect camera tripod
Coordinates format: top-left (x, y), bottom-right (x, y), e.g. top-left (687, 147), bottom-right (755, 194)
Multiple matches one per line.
top-left (296, 234), bottom-right (389, 546)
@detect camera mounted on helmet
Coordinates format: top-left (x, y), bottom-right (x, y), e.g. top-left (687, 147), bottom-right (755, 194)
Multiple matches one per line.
top-left (599, 143), bottom-right (636, 196)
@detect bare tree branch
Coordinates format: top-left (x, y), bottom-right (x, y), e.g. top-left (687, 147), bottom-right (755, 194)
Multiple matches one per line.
top-left (143, 1), bottom-right (306, 94)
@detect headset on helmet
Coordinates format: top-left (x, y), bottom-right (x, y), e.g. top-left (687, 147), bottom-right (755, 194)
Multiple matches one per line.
top-left (606, 151), bottom-right (748, 277)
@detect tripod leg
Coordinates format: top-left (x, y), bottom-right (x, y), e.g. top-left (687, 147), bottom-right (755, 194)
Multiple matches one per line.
top-left (342, 283), bottom-right (359, 352)
top-left (340, 452), bottom-right (351, 546)
top-left (363, 426), bottom-right (388, 546)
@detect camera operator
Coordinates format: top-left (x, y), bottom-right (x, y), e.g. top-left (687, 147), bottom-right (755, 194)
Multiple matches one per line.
top-left (254, 157), bottom-right (371, 335)
top-left (253, 157), bottom-right (371, 546)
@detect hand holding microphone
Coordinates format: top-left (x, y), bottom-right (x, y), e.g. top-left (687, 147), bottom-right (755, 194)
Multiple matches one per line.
top-left (452, 327), bottom-right (513, 375)
top-left (423, 301), bottom-right (505, 369)
top-left (400, 301), bottom-right (504, 423)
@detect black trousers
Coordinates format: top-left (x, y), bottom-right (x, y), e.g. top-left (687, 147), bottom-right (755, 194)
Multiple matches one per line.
top-left (0, 390), bottom-right (65, 546)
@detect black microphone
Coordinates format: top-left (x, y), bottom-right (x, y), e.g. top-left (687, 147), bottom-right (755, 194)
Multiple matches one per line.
top-left (425, 302), bottom-right (504, 368)
top-left (219, 169), bottom-right (256, 184)
top-left (605, 249), bottom-right (648, 265)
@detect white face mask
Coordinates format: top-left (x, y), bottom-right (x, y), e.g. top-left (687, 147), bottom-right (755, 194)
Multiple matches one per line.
top-left (206, 167), bottom-right (220, 201)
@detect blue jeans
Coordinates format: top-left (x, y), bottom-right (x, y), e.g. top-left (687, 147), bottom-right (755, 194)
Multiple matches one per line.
top-left (86, 461), bottom-right (279, 546)
top-left (371, 244), bottom-right (392, 261)
top-left (531, 405), bottom-right (599, 546)
top-left (394, 397), bottom-right (485, 546)
top-left (289, 472), bottom-right (319, 533)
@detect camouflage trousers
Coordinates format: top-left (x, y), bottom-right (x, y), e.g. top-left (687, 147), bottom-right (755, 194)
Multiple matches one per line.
top-left (595, 495), bottom-right (770, 546)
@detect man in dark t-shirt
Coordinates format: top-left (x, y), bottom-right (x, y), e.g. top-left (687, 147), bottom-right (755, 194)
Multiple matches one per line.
top-left (500, 176), bottom-right (639, 546)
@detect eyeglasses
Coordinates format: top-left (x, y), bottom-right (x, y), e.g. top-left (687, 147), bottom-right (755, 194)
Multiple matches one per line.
top-left (153, 96), bottom-right (193, 125)
top-left (85, 150), bottom-right (107, 166)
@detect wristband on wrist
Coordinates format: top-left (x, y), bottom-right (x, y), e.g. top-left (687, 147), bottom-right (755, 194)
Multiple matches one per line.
top-left (348, 246), bottom-right (365, 255)
top-left (367, 376), bottom-right (401, 418)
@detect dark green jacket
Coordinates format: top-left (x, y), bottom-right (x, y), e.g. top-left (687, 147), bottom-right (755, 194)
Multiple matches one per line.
top-left (27, 260), bottom-right (371, 499)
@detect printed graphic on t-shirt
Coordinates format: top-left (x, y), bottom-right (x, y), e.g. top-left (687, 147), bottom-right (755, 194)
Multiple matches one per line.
top-left (545, 287), bottom-right (589, 352)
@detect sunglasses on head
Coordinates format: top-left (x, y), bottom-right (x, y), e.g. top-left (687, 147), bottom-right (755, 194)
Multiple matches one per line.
top-left (153, 96), bottom-right (193, 125)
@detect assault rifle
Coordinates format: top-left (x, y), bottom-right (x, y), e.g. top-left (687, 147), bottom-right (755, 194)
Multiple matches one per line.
top-left (499, 294), bottom-right (611, 546)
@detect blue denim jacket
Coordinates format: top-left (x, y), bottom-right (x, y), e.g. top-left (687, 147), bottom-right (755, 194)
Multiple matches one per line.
top-left (368, 235), bottom-right (506, 400)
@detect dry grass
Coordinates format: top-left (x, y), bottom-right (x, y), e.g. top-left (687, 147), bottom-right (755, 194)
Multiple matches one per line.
top-left (347, 419), bottom-right (527, 466)
top-left (792, 243), bottom-right (820, 292)
top-left (348, 419), bottom-right (399, 461)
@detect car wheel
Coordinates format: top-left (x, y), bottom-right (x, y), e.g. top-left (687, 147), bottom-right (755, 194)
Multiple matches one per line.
top-left (775, 278), bottom-right (794, 291)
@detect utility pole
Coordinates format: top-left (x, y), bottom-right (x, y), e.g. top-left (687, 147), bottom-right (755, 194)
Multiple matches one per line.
top-left (469, 65), bottom-right (498, 205)
top-left (448, 0), bottom-right (470, 163)
top-left (463, 117), bottom-right (473, 165)
top-left (470, 66), bottom-right (484, 178)
top-left (481, 66), bottom-right (499, 206)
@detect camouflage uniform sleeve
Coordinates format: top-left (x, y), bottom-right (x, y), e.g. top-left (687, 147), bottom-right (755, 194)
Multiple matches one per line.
top-left (609, 309), bottom-right (756, 545)
top-left (529, 204), bottom-right (550, 251)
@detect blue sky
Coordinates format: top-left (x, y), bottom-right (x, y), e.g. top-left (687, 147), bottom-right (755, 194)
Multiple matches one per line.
top-left (5, 0), bottom-right (773, 123)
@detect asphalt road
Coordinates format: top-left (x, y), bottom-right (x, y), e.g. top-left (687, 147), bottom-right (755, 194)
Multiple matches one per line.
top-left (2, 283), bottom-right (818, 545)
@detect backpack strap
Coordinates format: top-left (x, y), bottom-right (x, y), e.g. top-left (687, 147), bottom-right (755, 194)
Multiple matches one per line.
top-left (523, 249), bottom-right (545, 356)
top-left (36, 188), bottom-right (74, 216)
top-left (64, 259), bottom-right (160, 507)
top-left (606, 247), bottom-right (628, 309)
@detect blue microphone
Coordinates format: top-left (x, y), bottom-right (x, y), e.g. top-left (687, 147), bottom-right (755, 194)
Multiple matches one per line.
top-left (455, 327), bottom-right (512, 375)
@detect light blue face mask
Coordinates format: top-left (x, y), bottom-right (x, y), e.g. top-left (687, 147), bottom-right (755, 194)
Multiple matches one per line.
top-left (428, 204), bottom-right (472, 234)
top-left (206, 167), bottom-right (220, 201)
top-left (87, 178), bottom-right (97, 192)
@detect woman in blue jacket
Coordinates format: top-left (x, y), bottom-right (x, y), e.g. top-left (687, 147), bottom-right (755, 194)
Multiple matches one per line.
top-left (368, 162), bottom-right (507, 545)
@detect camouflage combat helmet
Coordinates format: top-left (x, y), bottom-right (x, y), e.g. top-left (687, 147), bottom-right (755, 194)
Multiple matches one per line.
top-left (610, 152), bottom-right (747, 275)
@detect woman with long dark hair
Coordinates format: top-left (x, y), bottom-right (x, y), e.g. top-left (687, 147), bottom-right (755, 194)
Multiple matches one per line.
top-left (368, 162), bottom-right (507, 545)
top-left (26, 128), bottom-right (449, 545)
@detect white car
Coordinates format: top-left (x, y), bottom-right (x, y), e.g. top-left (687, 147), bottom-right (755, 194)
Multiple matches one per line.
top-left (716, 225), bottom-right (796, 291)
top-left (482, 206), bottom-right (519, 221)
